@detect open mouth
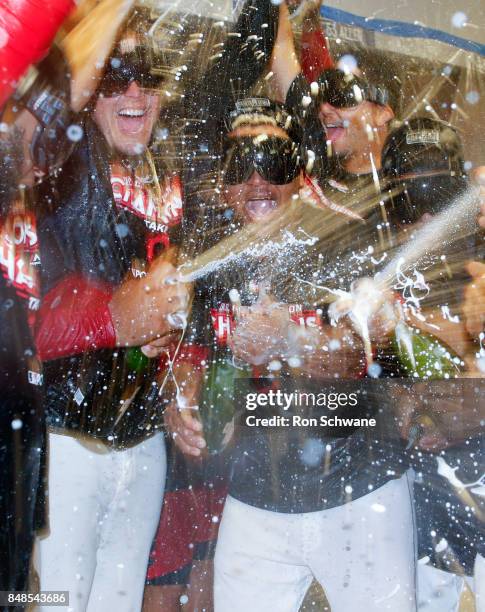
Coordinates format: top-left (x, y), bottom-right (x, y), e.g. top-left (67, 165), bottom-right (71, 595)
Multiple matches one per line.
top-left (324, 122), bottom-right (346, 143)
top-left (244, 198), bottom-right (278, 221)
top-left (116, 108), bottom-right (147, 133)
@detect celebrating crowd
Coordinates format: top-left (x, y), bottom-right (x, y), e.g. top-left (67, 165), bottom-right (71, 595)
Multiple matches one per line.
top-left (0, 1), bottom-right (484, 611)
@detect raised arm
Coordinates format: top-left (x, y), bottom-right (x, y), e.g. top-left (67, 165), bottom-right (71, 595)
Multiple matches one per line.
top-left (299, 1), bottom-right (334, 82)
top-left (269, 3), bottom-right (301, 102)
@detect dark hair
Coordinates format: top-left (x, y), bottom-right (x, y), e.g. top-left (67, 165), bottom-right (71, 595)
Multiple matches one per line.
top-left (335, 47), bottom-right (402, 116)
top-left (100, 6), bottom-right (169, 93)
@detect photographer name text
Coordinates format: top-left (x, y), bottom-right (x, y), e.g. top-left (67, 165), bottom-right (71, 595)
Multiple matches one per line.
top-left (244, 390), bottom-right (376, 429)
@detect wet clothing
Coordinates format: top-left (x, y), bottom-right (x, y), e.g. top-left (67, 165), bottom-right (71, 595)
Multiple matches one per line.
top-left (417, 562), bottom-right (481, 612)
top-left (184, 212), bottom-right (407, 514)
top-left (0, 205), bottom-right (44, 601)
top-left (307, 112), bottom-right (483, 579)
top-left (30, 108), bottom-right (183, 612)
top-left (180, 74), bottom-right (407, 516)
top-left (33, 0), bottom-right (282, 447)
top-left (36, 118), bottom-right (182, 448)
top-left (215, 476), bottom-right (416, 612)
top-left (412, 436), bottom-right (485, 576)
top-left (38, 431), bottom-right (166, 612)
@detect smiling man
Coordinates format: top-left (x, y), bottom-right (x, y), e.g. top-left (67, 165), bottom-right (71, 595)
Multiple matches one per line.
top-left (94, 80), bottom-right (159, 152)
top-left (223, 121), bottom-right (302, 223)
top-left (269, 4), bottom-right (402, 260)
top-left (92, 42), bottom-right (163, 156)
top-left (163, 101), bottom-right (416, 612)
top-left (316, 52), bottom-right (399, 177)
top-left (33, 12), bottom-right (190, 612)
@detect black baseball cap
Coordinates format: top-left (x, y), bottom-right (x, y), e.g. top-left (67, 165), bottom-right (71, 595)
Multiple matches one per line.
top-left (222, 98), bottom-right (302, 185)
top-left (225, 97), bottom-right (300, 142)
top-left (382, 117), bottom-right (466, 180)
top-left (382, 118), bottom-right (468, 223)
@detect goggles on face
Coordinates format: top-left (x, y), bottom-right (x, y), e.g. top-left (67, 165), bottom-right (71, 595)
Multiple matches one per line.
top-left (98, 51), bottom-right (164, 97)
top-left (317, 69), bottom-right (390, 108)
top-left (223, 137), bottom-right (300, 186)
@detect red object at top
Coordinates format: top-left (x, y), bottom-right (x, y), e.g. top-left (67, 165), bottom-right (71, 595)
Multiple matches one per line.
top-left (0, 0), bottom-right (75, 107)
top-left (301, 25), bottom-right (334, 83)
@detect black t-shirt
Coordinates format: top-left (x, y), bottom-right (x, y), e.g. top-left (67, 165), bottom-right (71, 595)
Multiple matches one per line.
top-left (229, 421), bottom-right (406, 514)
top-left (0, 198), bottom-right (43, 427)
top-left (0, 237), bottom-right (45, 538)
top-left (0, 273), bottom-right (42, 423)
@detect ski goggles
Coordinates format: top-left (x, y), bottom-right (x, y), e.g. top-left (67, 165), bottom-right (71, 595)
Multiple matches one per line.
top-left (317, 69), bottom-right (390, 108)
top-left (98, 51), bottom-right (164, 97)
top-left (223, 137), bottom-right (301, 185)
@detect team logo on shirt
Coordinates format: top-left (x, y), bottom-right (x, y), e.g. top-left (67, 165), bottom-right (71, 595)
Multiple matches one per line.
top-left (210, 303), bottom-right (322, 345)
top-left (0, 208), bottom-right (40, 311)
top-left (110, 164), bottom-right (183, 234)
top-left (288, 305), bottom-right (322, 328)
top-left (211, 304), bottom-right (235, 344)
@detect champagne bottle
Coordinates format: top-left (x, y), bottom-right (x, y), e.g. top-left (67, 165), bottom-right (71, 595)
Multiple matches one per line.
top-left (125, 346), bottom-right (149, 373)
top-left (393, 320), bottom-right (463, 379)
top-left (199, 346), bottom-right (252, 454)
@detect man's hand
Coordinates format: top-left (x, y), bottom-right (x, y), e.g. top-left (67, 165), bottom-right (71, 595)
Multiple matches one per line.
top-left (109, 258), bottom-right (191, 348)
top-left (164, 404), bottom-right (206, 457)
top-left (141, 332), bottom-right (182, 358)
top-left (287, 0), bottom-right (322, 24)
top-left (292, 323), bottom-right (365, 378)
top-left (393, 388), bottom-right (450, 451)
top-left (228, 302), bottom-right (290, 366)
top-left (463, 261), bottom-right (485, 338)
top-left (367, 300), bottom-right (399, 345)
top-left (330, 278), bottom-right (399, 346)
top-left (352, 280), bottom-right (398, 344)
top-left (163, 360), bottom-right (206, 456)
top-left (393, 381), bottom-right (483, 451)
